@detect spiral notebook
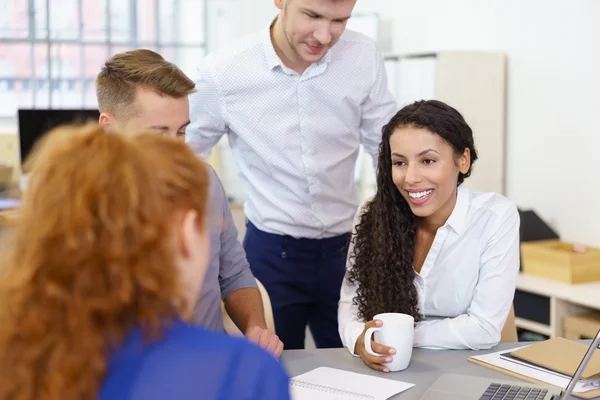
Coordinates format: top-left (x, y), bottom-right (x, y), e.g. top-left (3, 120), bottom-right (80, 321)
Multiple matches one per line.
top-left (290, 367), bottom-right (414, 400)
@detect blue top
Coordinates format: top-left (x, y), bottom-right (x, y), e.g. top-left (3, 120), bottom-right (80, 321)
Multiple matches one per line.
top-left (100, 320), bottom-right (290, 400)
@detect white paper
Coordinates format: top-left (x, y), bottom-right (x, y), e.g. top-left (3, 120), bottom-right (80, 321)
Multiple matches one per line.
top-left (290, 367), bottom-right (414, 400)
top-left (0, 198), bottom-right (20, 209)
top-left (472, 346), bottom-right (600, 393)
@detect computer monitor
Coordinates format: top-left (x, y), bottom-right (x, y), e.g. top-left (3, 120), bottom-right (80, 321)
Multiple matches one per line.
top-left (17, 109), bottom-right (100, 164)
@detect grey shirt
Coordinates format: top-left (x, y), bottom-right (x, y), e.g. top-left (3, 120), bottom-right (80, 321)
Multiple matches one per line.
top-left (194, 163), bottom-right (257, 332)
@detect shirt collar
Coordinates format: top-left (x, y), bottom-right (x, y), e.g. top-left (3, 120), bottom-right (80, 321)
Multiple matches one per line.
top-left (445, 184), bottom-right (470, 234)
top-left (263, 18), bottom-right (282, 70)
top-left (262, 17), bottom-right (332, 71)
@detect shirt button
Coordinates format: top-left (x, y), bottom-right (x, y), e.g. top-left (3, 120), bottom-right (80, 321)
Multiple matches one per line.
top-left (281, 252), bottom-right (287, 259)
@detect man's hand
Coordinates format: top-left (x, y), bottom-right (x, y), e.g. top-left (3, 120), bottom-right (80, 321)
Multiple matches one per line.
top-left (245, 325), bottom-right (284, 358)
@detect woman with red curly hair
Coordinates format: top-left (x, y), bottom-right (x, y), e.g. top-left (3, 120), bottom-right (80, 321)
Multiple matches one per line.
top-left (0, 124), bottom-right (290, 400)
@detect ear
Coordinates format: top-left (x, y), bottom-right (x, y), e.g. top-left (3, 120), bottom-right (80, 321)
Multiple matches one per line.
top-left (99, 112), bottom-right (115, 131)
top-left (274, 0), bottom-right (284, 11)
top-left (179, 209), bottom-right (200, 259)
top-left (176, 209), bottom-right (209, 314)
top-left (457, 147), bottom-right (471, 175)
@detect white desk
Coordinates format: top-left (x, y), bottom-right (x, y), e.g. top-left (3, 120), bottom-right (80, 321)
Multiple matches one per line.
top-left (516, 272), bottom-right (600, 337)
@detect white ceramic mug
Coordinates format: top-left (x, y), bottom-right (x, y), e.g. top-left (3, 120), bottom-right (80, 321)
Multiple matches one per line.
top-left (364, 312), bottom-right (414, 372)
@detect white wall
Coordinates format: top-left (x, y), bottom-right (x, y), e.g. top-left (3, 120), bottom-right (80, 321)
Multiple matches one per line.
top-left (353, 0), bottom-right (600, 247)
top-left (206, 0), bottom-right (600, 247)
top-left (206, 0), bottom-right (276, 51)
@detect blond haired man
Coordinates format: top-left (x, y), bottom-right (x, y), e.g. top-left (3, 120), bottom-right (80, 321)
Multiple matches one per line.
top-left (188, 0), bottom-right (396, 349)
top-left (96, 49), bottom-right (283, 357)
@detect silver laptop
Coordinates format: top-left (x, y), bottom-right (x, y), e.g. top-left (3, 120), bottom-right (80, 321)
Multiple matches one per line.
top-left (419, 329), bottom-right (600, 400)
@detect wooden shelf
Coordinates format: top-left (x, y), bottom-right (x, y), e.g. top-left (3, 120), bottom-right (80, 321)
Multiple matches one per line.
top-left (515, 317), bottom-right (552, 336)
top-left (516, 272), bottom-right (600, 310)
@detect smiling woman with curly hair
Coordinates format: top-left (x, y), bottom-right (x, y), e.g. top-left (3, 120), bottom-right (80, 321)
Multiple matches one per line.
top-left (0, 124), bottom-right (289, 400)
top-left (338, 100), bottom-right (520, 372)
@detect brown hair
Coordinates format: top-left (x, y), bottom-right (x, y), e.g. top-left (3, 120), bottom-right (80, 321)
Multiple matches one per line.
top-left (0, 124), bottom-right (209, 400)
top-left (96, 49), bottom-right (195, 118)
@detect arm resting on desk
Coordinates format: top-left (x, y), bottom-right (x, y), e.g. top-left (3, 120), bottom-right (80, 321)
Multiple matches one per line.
top-left (224, 288), bottom-right (267, 333)
top-left (210, 162), bottom-right (263, 332)
top-left (217, 198), bottom-right (263, 332)
top-left (414, 206), bottom-right (520, 350)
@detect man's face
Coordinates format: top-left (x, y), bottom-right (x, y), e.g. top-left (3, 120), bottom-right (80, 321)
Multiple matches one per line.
top-left (275, 0), bottom-right (356, 69)
top-left (100, 87), bottom-right (190, 139)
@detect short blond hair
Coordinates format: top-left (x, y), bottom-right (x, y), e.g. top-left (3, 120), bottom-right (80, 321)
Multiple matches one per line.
top-left (96, 49), bottom-right (195, 118)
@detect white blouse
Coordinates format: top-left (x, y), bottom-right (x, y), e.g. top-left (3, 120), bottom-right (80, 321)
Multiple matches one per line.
top-left (338, 185), bottom-right (520, 353)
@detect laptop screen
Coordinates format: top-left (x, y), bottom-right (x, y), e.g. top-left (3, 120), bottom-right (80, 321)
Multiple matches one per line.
top-left (17, 109), bottom-right (100, 164)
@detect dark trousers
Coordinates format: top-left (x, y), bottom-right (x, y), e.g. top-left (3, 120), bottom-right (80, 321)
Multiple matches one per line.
top-left (243, 222), bottom-right (350, 350)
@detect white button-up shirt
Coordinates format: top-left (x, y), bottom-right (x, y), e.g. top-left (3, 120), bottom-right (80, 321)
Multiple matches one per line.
top-left (187, 24), bottom-right (396, 239)
top-left (339, 185), bottom-right (521, 352)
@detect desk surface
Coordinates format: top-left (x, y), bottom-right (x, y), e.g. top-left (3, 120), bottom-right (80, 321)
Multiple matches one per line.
top-left (281, 342), bottom-right (586, 399)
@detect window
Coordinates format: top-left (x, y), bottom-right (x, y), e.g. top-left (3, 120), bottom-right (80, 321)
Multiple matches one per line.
top-left (0, 0), bottom-right (208, 132)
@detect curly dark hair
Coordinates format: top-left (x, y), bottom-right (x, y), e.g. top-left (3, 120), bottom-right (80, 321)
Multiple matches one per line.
top-left (347, 100), bottom-right (478, 321)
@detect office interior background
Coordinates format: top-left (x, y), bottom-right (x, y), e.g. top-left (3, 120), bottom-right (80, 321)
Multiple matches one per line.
top-left (1, 0), bottom-right (600, 343)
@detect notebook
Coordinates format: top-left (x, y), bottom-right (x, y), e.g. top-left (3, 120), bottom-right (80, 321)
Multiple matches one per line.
top-left (509, 337), bottom-right (600, 380)
top-left (290, 367), bottom-right (414, 400)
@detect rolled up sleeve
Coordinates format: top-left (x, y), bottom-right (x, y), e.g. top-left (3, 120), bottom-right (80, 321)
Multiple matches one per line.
top-left (207, 166), bottom-right (257, 300)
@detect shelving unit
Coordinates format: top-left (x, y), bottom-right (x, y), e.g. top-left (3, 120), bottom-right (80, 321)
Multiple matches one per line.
top-left (514, 317), bottom-right (552, 337)
top-left (515, 272), bottom-right (600, 338)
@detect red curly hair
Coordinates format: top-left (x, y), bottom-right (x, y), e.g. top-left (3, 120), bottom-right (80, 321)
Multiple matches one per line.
top-left (0, 124), bottom-right (209, 400)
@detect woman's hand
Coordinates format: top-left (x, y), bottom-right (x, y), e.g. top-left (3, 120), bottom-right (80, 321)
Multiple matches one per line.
top-left (354, 320), bottom-right (396, 372)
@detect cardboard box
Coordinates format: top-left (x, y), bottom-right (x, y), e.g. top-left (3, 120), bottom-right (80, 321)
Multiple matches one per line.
top-left (563, 313), bottom-right (600, 340)
top-left (0, 165), bottom-right (13, 186)
top-left (521, 240), bottom-right (600, 284)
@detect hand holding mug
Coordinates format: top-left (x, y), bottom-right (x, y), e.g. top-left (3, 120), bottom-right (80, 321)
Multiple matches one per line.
top-left (355, 313), bottom-right (414, 373)
top-left (355, 319), bottom-right (396, 372)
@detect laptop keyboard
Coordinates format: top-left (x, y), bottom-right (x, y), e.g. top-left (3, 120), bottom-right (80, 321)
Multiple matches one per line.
top-left (479, 383), bottom-right (549, 400)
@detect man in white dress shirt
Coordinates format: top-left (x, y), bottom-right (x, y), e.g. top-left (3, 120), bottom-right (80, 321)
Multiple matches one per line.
top-left (187, 0), bottom-right (396, 349)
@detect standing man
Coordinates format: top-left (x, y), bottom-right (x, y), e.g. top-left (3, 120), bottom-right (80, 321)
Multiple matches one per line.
top-left (96, 49), bottom-right (283, 357)
top-left (187, 0), bottom-right (396, 349)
